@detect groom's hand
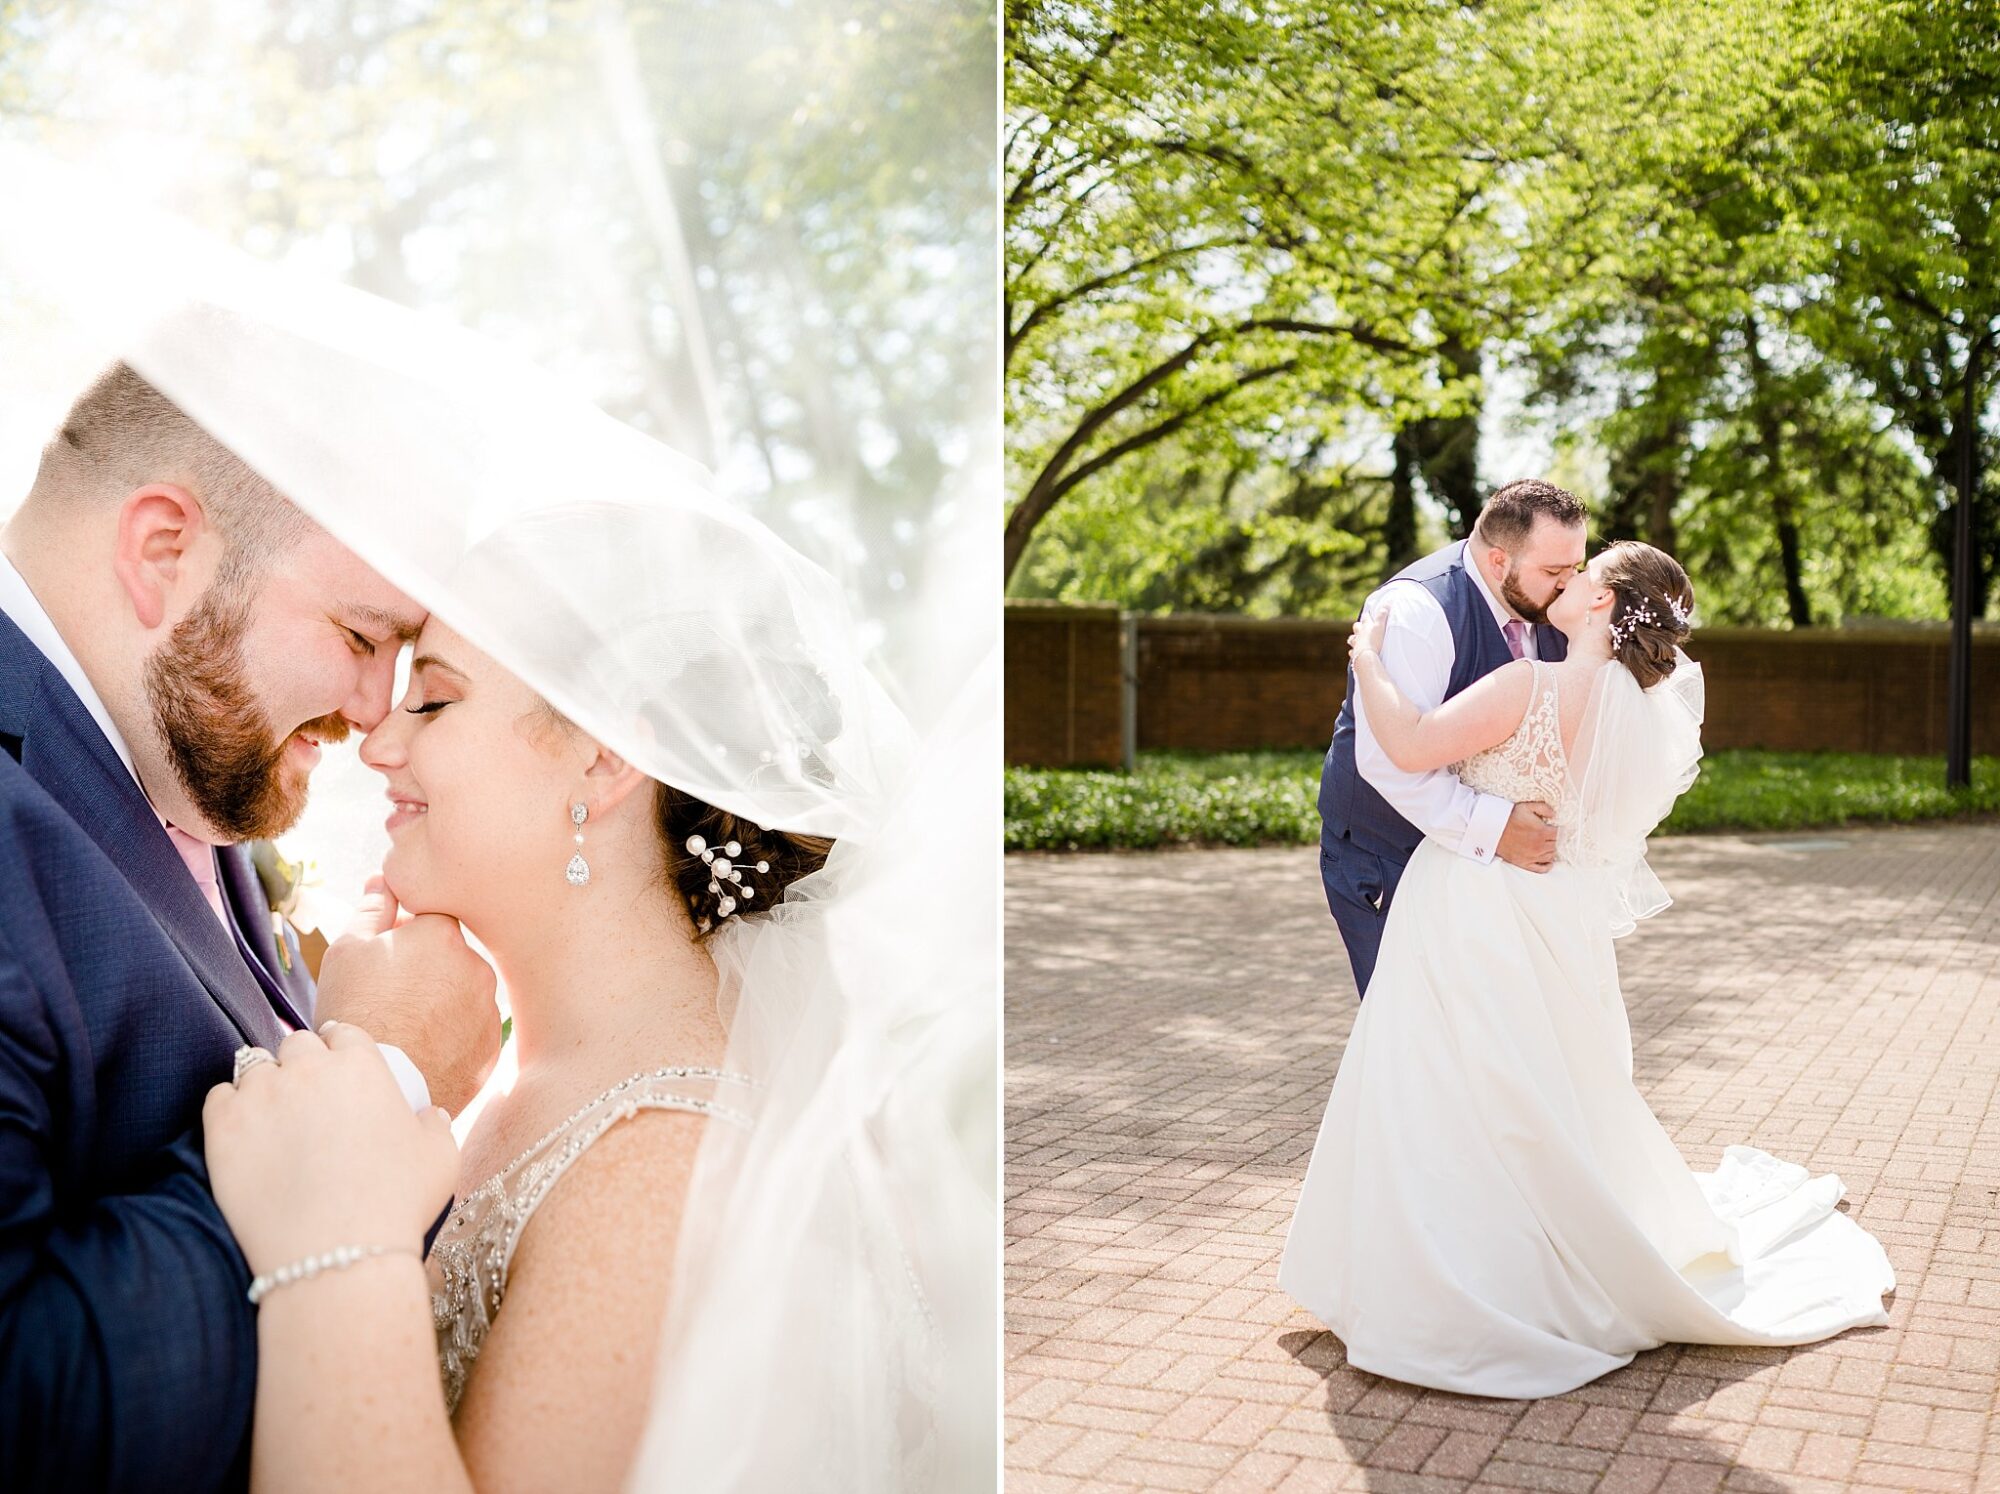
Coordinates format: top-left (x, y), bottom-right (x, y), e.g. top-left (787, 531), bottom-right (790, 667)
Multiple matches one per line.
top-left (1496, 800), bottom-right (1558, 873)
top-left (314, 877), bottom-right (502, 1116)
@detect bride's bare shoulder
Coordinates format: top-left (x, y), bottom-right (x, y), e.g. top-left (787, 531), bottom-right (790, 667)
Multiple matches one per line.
top-left (451, 1107), bottom-right (708, 1491)
top-left (1466, 656), bottom-right (1539, 704)
top-left (519, 1106), bottom-right (707, 1245)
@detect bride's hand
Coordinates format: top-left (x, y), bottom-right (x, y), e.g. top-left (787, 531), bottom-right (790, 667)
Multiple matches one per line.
top-left (203, 1024), bottom-right (459, 1277)
top-left (1347, 603), bottom-right (1388, 664)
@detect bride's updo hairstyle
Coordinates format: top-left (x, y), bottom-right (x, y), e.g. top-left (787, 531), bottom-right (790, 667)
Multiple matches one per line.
top-left (469, 500), bottom-right (853, 943)
top-left (528, 691), bottom-right (834, 939)
top-left (645, 630), bottom-right (843, 938)
top-left (525, 692), bottom-right (837, 940)
top-left (655, 785), bottom-right (833, 938)
top-left (1597, 541), bottom-right (1695, 689)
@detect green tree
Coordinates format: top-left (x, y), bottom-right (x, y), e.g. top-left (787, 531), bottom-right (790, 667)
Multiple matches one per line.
top-left (1006, 0), bottom-right (1837, 601)
top-left (1007, 0), bottom-right (1526, 582)
top-left (1786, 0), bottom-right (2000, 615)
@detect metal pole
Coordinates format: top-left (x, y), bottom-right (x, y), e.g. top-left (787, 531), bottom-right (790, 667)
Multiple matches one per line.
top-left (1119, 612), bottom-right (1137, 773)
top-left (1947, 336), bottom-right (1979, 790)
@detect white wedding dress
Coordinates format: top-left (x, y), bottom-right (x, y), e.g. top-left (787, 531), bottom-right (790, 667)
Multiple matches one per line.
top-left (1279, 658), bottom-right (1894, 1398)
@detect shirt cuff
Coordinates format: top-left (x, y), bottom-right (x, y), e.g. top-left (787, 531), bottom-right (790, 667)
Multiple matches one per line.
top-left (379, 1044), bottom-right (433, 1112)
top-left (1458, 793), bottom-right (1513, 865)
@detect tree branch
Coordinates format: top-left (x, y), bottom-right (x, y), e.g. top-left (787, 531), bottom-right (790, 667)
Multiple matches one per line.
top-left (1006, 359), bottom-right (1301, 577)
top-left (1007, 232), bottom-right (1258, 365)
top-left (1005, 310), bottom-right (1423, 576)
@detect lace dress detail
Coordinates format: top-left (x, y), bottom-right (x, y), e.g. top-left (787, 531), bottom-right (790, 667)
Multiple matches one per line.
top-left (429, 1066), bottom-right (756, 1413)
top-left (1452, 660), bottom-right (1567, 810)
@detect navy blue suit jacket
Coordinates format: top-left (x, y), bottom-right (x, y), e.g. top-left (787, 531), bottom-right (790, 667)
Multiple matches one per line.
top-left (0, 607), bottom-right (315, 1492)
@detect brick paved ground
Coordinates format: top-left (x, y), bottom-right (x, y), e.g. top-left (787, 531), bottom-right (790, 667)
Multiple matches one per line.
top-left (1005, 826), bottom-right (2000, 1493)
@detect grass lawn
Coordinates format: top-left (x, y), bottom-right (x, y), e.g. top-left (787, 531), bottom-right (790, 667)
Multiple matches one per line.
top-left (1005, 749), bottom-right (2000, 852)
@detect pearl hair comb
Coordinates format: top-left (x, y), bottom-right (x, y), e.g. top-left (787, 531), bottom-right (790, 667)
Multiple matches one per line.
top-left (686, 833), bottom-right (771, 919)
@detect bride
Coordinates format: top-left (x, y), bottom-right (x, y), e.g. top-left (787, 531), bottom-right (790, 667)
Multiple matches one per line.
top-left (1279, 540), bottom-right (1895, 1398)
top-left (148, 252), bottom-right (986, 1487)
top-left (202, 609), bottom-right (766, 1487)
top-left (200, 604), bottom-right (815, 1491)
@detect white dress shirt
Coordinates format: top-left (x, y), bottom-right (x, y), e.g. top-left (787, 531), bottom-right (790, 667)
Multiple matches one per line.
top-left (1353, 540), bottom-right (1529, 865)
top-left (0, 550), bottom-right (432, 1110)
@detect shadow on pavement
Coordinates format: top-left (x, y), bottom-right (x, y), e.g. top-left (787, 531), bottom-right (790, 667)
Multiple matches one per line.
top-left (1278, 1329), bottom-right (1807, 1492)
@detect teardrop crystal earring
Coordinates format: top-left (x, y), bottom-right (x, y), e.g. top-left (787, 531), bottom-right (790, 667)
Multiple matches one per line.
top-left (565, 802), bottom-right (590, 887)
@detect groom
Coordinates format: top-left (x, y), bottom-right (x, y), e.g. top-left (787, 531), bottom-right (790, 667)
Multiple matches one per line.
top-left (0, 361), bottom-right (502, 1491)
top-left (1317, 479), bottom-right (1588, 995)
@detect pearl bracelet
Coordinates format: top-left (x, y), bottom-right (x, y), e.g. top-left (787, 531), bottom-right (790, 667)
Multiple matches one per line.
top-left (247, 1243), bottom-right (420, 1305)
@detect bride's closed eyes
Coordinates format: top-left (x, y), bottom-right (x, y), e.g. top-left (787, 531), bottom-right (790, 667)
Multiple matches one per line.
top-left (404, 652), bottom-right (467, 715)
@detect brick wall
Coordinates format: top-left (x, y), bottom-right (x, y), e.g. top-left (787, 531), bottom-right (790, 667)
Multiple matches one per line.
top-left (1692, 626), bottom-right (2000, 754)
top-left (1135, 616), bottom-right (1347, 752)
top-left (1006, 603), bottom-right (2000, 763)
top-left (1003, 603), bottom-right (1127, 767)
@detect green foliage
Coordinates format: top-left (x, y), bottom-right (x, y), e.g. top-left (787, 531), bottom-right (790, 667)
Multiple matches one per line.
top-left (1012, 433), bottom-right (1405, 616)
top-left (1555, 329), bottom-right (1951, 626)
top-left (1668, 751), bottom-right (2000, 835)
top-left (1525, 0), bottom-right (1999, 624)
top-left (1007, 0), bottom-right (2000, 628)
top-left (1005, 0), bottom-right (1606, 576)
top-left (1006, 748), bottom-right (2000, 852)
top-left (1810, 1), bottom-right (2000, 607)
top-left (1669, 395), bottom-right (1950, 627)
top-left (1006, 750), bottom-right (1321, 851)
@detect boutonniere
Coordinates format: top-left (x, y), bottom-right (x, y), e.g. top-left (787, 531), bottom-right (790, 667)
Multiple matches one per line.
top-left (248, 841), bottom-right (332, 979)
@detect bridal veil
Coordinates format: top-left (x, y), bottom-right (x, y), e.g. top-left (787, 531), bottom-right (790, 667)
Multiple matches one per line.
top-left (0, 148), bottom-right (995, 1490)
top-left (1556, 650), bottom-right (1706, 937)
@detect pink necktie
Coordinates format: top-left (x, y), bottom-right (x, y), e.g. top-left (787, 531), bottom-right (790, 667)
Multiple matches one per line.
top-left (164, 825), bottom-right (230, 929)
top-left (1503, 618), bottom-right (1527, 661)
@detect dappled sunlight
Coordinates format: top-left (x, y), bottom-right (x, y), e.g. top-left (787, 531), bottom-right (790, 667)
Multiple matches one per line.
top-left (1009, 826), bottom-right (2000, 1490)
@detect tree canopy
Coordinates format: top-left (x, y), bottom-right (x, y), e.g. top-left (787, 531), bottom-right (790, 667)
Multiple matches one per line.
top-left (1006, 0), bottom-right (1997, 627)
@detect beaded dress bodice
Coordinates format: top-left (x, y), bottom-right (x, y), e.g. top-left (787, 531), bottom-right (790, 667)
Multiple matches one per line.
top-left (1452, 660), bottom-right (1569, 810)
top-left (429, 1066), bottom-right (756, 1413)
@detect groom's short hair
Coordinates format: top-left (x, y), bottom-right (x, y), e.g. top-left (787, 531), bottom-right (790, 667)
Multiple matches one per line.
top-left (1474, 479), bottom-right (1587, 553)
top-left (30, 360), bottom-right (308, 574)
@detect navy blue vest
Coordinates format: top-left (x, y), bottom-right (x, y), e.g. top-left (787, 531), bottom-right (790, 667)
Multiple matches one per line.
top-left (1317, 541), bottom-right (1567, 861)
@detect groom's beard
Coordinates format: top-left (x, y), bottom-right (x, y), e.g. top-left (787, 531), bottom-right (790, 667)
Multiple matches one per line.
top-left (1500, 564), bottom-right (1555, 626)
top-left (144, 582), bottom-right (349, 842)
